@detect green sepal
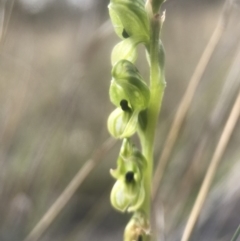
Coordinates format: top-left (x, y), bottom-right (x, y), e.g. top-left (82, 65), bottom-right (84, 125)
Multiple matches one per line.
top-left (109, 0), bottom-right (149, 41)
top-left (110, 178), bottom-right (145, 212)
top-left (127, 181), bottom-right (145, 212)
top-left (110, 156), bottom-right (142, 181)
top-left (107, 108), bottom-right (139, 139)
top-left (119, 138), bottom-right (133, 159)
top-left (110, 60), bottom-right (150, 111)
top-left (112, 59), bottom-right (143, 80)
top-left (110, 146), bottom-right (147, 181)
top-left (111, 37), bottom-right (141, 65)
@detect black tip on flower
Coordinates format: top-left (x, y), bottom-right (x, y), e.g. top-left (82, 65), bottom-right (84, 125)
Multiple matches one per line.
top-left (120, 99), bottom-right (131, 112)
top-left (122, 29), bottom-right (130, 38)
top-left (125, 171), bottom-right (134, 183)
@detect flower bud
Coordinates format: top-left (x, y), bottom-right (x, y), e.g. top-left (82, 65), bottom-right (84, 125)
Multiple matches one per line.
top-left (110, 60), bottom-right (150, 111)
top-left (124, 211), bottom-right (151, 241)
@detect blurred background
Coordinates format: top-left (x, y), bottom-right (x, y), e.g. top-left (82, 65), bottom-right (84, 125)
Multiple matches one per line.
top-left (0, 0), bottom-right (240, 241)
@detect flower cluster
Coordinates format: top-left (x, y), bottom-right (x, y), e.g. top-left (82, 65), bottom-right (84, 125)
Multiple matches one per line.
top-left (106, 0), bottom-right (165, 240)
top-left (107, 0), bottom-right (165, 241)
top-left (107, 0), bottom-right (151, 140)
top-left (107, 0), bottom-right (150, 214)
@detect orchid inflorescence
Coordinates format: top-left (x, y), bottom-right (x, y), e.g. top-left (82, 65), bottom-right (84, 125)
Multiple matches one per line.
top-left (107, 0), bottom-right (165, 240)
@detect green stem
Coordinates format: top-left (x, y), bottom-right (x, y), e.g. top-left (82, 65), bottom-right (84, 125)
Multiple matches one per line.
top-left (139, 4), bottom-right (166, 240)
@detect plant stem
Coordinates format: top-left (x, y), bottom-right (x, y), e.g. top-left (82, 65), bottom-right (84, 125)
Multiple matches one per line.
top-left (140, 3), bottom-right (166, 239)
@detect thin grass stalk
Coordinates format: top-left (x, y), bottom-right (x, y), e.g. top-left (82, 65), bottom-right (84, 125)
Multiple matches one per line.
top-left (76, 189), bottom-right (111, 240)
top-left (152, 0), bottom-right (233, 199)
top-left (166, 44), bottom-right (240, 228)
top-left (230, 224), bottom-right (240, 241)
top-left (180, 89), bottom-right (240, 241)
top-left (0, 1), bottom-right (5, 41)
top-left (0, 0), bottom-right (14, 45)
top-left (23, 137), bottom-right (116, 241)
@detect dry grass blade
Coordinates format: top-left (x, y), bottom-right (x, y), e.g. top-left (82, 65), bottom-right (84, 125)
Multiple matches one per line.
top-left (0, 0), bottom-right (14, 45)
top-left (168, 43), bottom-right (240, 223)
top-left (72, 189), bottom-right (111, 240)
top-left (0, 1), bottom-right (5, 40)
top-left (152, 195), bottom-right (165, 241)
top-left (230, 224), bottom-right (240, 241)
top-left (152, 0), bottom-right (233, 199)
top-left (23, 137), bottom-right (116, 241)
top-left (21, 16), bottom-right (114, 241)
top-left (180, 89), bottom-right (240, 241)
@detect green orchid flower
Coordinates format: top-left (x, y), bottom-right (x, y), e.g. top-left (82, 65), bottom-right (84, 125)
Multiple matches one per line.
top-left (109, 0), bottom-right (150, 64)
top-left (110, 139), bottom-right (147, 212)
top-left (110, 160), bottom-right (145, 212)
top-left (110, 60), bottom-right (150, 111)
top-left (108, 60), bottom-right (150, 138)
